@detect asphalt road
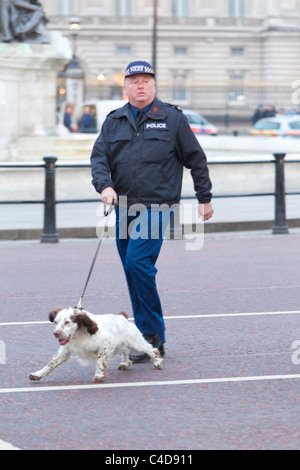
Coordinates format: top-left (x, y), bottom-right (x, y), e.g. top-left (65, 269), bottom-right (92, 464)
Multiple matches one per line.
top-left (1, 231), bottom-right (300, 450)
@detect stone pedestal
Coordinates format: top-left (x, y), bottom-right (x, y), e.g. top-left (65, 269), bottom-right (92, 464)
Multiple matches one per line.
top-left (0, 32), bottom-right (71, 160)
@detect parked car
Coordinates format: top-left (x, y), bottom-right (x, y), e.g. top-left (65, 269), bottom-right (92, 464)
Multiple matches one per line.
top-left (183, 109), bottom-right (218, 135)
top-left (250, 115), bottom-right (300, 137)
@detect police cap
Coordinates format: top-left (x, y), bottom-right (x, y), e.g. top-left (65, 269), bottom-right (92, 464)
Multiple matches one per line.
top-left (125, 61), bottom-right (155, 78)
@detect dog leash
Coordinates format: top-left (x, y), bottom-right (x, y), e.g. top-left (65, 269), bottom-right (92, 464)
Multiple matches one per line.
top-left (76, 204), bottom-right (115, 310)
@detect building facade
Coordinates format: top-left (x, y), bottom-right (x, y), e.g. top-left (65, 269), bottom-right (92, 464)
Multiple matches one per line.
top-left (43, 0), bottom-right (300, 119)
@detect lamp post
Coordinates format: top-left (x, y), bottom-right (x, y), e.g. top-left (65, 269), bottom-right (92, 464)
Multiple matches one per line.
top-left (64, 16), bottom-right (84, 107)
top-left (69, 16), bottom-right (81, 60)
top-left (65, 16), bottom-right (83, 75)
top-left (152, 0), bottom-right (158, 75)
top-left (97, 72), bottom-right (106, 99)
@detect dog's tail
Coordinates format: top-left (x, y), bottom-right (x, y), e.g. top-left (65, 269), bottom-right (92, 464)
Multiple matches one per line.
top-left (118, 311), bottom-right (129, 320)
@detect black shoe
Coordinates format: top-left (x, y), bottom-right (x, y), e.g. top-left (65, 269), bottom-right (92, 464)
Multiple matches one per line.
top-left (130, 334), bottom-right (165, 363)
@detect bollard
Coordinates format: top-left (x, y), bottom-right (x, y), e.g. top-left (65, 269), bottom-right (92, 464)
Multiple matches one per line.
top-left (272, 153), bottom-right (289, 235)
top-left (41, 156), bottom-right (59, 243)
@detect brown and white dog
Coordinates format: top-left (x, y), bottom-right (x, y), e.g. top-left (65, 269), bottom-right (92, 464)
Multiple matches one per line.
top-left (28, 307), bottom-right (163, 383)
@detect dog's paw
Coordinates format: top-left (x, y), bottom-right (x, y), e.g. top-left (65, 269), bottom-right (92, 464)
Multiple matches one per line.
top-left (118, 361), bottom-right (132, 371)
top-left (93, 374), bottom-right (106, 383)
top-left (154, 361), bottom-right (163, 370)
top-left (153, 350), bottom-right (163, 370)
top-left (28, 373), bottom-right (41, 381)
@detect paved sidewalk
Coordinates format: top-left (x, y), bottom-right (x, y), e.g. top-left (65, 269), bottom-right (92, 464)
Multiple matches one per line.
top-left (1, 195), bottom-right (300, 239)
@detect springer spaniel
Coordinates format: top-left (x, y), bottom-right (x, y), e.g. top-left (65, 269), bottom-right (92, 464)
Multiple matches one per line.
top-left (28, 307), bottom-right (163, 383)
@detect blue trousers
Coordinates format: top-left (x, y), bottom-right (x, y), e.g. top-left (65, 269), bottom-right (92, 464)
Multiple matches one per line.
top-left (116, 206), bottom-right (172, 344)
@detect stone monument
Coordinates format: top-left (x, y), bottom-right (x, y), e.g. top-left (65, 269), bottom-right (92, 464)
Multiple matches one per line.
top-left (0, 0), bottom-right (71, 160)
top-left (0, 0), bottom-right (49, 43)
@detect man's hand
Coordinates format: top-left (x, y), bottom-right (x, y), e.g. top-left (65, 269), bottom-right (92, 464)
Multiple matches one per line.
top-left (198, 202), bottom-right (214, 221)
top-left (101, 187), bottom-right (118, 206)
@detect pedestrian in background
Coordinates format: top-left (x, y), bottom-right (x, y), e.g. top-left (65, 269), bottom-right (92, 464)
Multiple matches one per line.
top-left (251, 104), bottom-right (265, 125)
top-left (63, 104), bottom-right (74, 131)
top-left (90, 61), bottom-right (213, 362)
top-left (263, 104), bottom-right (276, 118)
top-left (78, 106), bottom-right (97, 133)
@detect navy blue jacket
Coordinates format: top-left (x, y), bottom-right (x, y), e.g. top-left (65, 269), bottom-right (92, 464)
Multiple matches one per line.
top-left (90, 97), bottom-right (212, 207)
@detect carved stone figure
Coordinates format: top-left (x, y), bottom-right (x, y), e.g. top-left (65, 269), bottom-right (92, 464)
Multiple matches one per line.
top-left (0, 0), bottom-right (49, 43)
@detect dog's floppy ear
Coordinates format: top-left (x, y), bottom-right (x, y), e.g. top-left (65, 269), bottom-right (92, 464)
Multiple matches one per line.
top-left (71, 312), bottom-right (99, 336)
top-left (119, 311), bottom-right (129, 320)
top-left (49, 307), bottom-right (63, 323)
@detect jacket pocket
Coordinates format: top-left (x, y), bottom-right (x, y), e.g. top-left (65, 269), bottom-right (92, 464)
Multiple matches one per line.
top-left (111, 161), bottom-right (132, 194)
top-left (108, 130), bottom-right (131, 143)
top-left (108, 132), bottom-right (132, 166)
top-left (142, 131), bottom-right (172, 163)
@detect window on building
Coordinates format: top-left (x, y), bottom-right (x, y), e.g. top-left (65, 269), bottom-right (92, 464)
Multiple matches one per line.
top-left (228, 74), bottom-right (245, 103)
top-left (57, 0), bottom-right (75, 15)
top-left (230, 74), bottom-right (244, 81)
top-left (174, 47), bottom-right (188, 56)
top-left (117, 46), bottom-right (131, 55)
top-left (231, 47), bottom-right (244, 56)
top-left (172, 72), bottom-right (188, 104)
top-left (173, 0), bottom-right (189, 17)
top-left (173, 87), bottom-right (188, 103)
top-left (116, 0), bottom-right (131, 16)
top-left (229, 0), bottom-right (245, 18)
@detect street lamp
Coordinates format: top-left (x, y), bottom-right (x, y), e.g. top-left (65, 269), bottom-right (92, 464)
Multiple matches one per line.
top-left (97, 73), bottom-right (106, 82)
top-left (64, 16), bottom-right (84, 108)
top-left (97, 72), bottom-right (107, 99)
top-left (152, 0), bottom-right (158, 75)
top-left (65, 16), bottom-right (84, 79)
top-left (69, 16), bottom-right (81, 60)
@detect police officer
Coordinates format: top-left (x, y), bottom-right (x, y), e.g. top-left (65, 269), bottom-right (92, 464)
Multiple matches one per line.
top-left (91, 61), bottom-right (213, 362)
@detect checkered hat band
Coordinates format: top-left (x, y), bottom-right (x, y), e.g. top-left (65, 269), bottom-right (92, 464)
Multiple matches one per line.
top-left (125, 64), bottom-right (155, 76)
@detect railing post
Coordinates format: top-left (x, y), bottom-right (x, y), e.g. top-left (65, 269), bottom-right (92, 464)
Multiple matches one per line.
top-left (272, 152), bottom-right (289, 235)
top-left (41, 156), bottom-right (59, 243)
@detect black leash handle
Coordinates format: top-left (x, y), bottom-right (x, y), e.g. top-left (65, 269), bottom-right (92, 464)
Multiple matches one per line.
top-left (76, 205), bottom-right (114, 310)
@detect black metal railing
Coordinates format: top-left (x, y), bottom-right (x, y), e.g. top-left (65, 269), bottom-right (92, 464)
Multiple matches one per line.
top-left (0, 153), bottom-right (299, 242)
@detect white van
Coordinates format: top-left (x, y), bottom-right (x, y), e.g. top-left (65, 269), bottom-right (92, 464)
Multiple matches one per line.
top-left (80, 100), bottom-right (127, 132)
top-left (58, 100), bottom-right (127, 135)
